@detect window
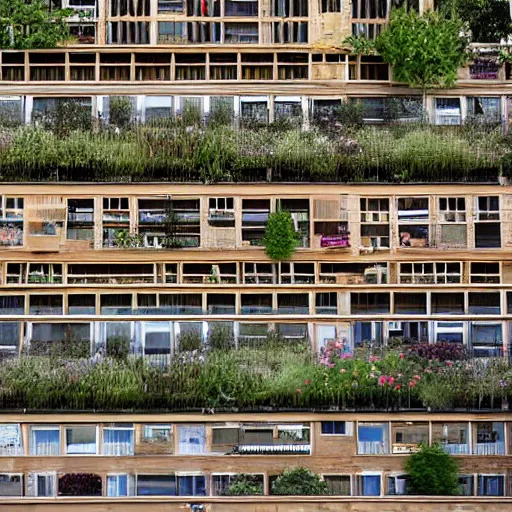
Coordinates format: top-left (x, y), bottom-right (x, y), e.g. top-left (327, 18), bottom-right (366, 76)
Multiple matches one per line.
top-left (107, 474), bottom-right (129, 497)
top-left (357, 474), bottom-right (381, 496)
top-left (474, 422), bottom-right (505, 455)
top-left (277, 293), bottom-right (309, 314)
top-left (178, 425), bottom-right (206, 455)
top-left (30, 426), bottom-right (60, 455)
top-left (0, 474), bottom-right (23, 496)
top-left (242, 199), bottom-right (270, 245)
top-left (477, 475), bottom-right (504, 496)
top-left (353, 321), bottom-right (383, 346)
top-left (357, 423), bottom-right (389, 454)
top-left (477, 196), bottom-right (500, 221)
top-left (279, 262), bottom-right (315, 284)
top-left (243, 263), bottom-right (276, 284)
top-left (387, 475), bottom-right (408, 495)
top-left (321, 421), bottom-right (347, 435)
top-left (29, 294), bottom-right (63, 315)
top-left (388, 321), bottom-right (428, 344)
top-left (103, 424), bottom-right (134, 456)
top-left (392, 422), bottom-right (429, 453)
top-left (432, 423), bottom-right (469, 455)
top-left (439, 197), bottom-right (466, 222)
top-left (208, 197), bottom-right (235, 227)
top-left (137, 475), bottom-right (176, 496)
top-left (351, 293), bottom-right (390, 314)
top-left (468, 293), bottom-right (500, 315)
top-left (0, 323), bottom-right (20, 353)
top-left (467, 97), bottom-right (501, 122)
top-left (0, 296), bottom-right (24, 315)
top-left (35, 473), bottom-right (55, 497)
top-left (471, 262), bottom-right (500, 283)
top-left (67, 198), bottom-right (94, 241)
top-left (324, 475), bottom-right (351, 495)
top-left (471, 323), bottom-right (503, 357)
top-left (177, 475), bottom-right (206, 496)
top-left (158, 0), bottom-right (184, 12)
top-left (435, 98), bottom-right (461, 125)
top-left (431, 293), bottom-right (464, 315)
top-left (394, 293), bottom-right (427, 314)
top-left (0, 424), bottom-right (22, 456)
top-left (458, 475), bottom-right (474, 496)
top-left (65, 426), bottom-right (97, 455)
top-left (316, 292), bottom-right (337, 314)
top-left (360, 198), bottom-right (390, 249)
top-left (142, 425), bottom-right (173, 443)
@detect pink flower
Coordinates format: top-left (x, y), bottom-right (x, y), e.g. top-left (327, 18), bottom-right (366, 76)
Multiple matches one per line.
top-left (378, 375), bottom-right (387, 386)
top-left (399, 353), bottom-right (405, 360)
top-left (388, 376), bottom-right (395, 386)
top-left (395, 384), bottom-right (401, 390)
top-left (304, 379), bottom-right (311, 386)
top-left (414, 375), bottom-right (421, 380)
top-left (446, 361), bottom-right (454, 367)
top-left (409, 381), bottom-right (416, 388)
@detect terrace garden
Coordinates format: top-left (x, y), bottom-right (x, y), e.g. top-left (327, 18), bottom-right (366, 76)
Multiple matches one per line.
top-left (2, 338), bottom-right (512, 412)
top-left (0, 99), bottom-right (508, 183)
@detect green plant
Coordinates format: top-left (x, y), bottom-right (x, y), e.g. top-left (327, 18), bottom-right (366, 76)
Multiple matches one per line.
top-left (343, 34), bottom-right (376, 55)
top-left (106, 336), bottom-right (131, 360)
top-left (404, 443), bottom-right (460, 495)
top-left (271, 467), bottom-right (328, 495)
top-left (109, 97), bottom-right (133, 129)
top-left (178, 331), bottom-right (203, 352)
top-left (376, 8), bottom-right (470, 107)
top-left (0, 0), bottom-right (73, 49)
top-left (224, 474), bottom-right (264, 496)
top-left (34, 99), bottom-right (92, 137)
top-left (262, 210), bottom-right (299, 260)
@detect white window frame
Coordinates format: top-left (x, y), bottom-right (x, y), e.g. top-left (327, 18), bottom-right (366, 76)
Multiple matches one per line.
top-left (33, 472), bottom-right (57, 497)
top-left (29, 425), bottom-right (60, 456)
top-left (107, 473), bottom-right (131, 497)
top-left (64, 425), bottom-right (99, 455)
top-left (321, 473), bottom-right (352, 495)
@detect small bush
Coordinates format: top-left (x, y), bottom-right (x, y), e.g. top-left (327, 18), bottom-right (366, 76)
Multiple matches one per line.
top-left (406, 342), bottom-right (467, 362)
top-left (106, 336), bottom-right (131, 360)
top-left (224, 474), bottom-right (264, 496)
top-left (263, 210), bottom-right (299, 260)
top-left (271, 467), bottom-right (328, 496)
top-left (178, 332), bottom-right (203, 352)
top-left (109, 97), bottom-right (133, 129)
top-left (58, 473), bottom-right (102, 496)
top-left (404, 444), bottom-right (459, 495)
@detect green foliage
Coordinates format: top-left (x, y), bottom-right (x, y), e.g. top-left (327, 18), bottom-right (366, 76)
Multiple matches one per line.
top-left (106, 336), bottom-right (130, 360)
top-left (224, 475), bottom-right (264, 496)
top-left (34, 99), bottom-right (92, 137)
top-left (376, 8), bottom-right (470, 92)
top-left (178, 331), bottom-right (203, 352)
top-left (439, 0), bottom-right (512, 43)
top-left (271, 467), bottom-right (328, 496)
top-left (0, 0), bottom-right (72, 49)
top-left (404, 444), bottom-right (460, 495)
top-left (263, 210), bottom-right (299, 260)
top-left (109, 97), bottom-right (133, 129)
top-left (343, 34), bottom-right (376, 55)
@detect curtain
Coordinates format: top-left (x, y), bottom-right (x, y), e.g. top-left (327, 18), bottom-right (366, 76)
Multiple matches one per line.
top-left (103, 429), bottom-right (134, 456)
top-left (178, 426), bottom-right (206, 454)
top-left (31, 429), bottom-right (60, 456)
top-left (107, 475), bottom-right (128, 497)
top-left (361, 475), bottom-right (381, 496)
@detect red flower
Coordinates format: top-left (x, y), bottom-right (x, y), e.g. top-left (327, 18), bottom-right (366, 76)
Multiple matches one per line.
top-left (399, 353), bottom-right (405, 359)
top-left (304, 379), bottom-right (311, 385)
top-left (378, 375), bottom-right (387, 386)
top-left (395, 384), bottom-right (401, 390)
top-left (409, 380), bottom-right (416, 388)
top-left (413, 375), bottom-right (421, 380)
top-left (446, 361), bottom-right (454, 367)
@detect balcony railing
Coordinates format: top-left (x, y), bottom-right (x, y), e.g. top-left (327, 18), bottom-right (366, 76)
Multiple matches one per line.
top-left (234, 444), bottom-right (311, 455)
top-left (441, 443), bottom-right (470, 455)
top-left (474, 441), bottom-right (505, 455)
top-left (358, 441), bottom-right (388, 455)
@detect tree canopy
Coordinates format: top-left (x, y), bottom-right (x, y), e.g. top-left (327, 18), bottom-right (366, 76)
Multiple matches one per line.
top-left (404, 443), bottom-right (460, 495)
top-left (0, 0), bottom-right (72, 49)
top-left (376, 8), bottom-right (470, 95)
top-left (262, 210), bottom-right (299, 261)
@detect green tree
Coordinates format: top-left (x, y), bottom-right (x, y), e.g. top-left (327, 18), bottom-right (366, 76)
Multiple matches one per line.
top-left (262, 210), bottom-right (299, 260)
top-left (376, 8), bottom-right (470, 107)
top-left (271, 467), bottom-right (328, 496)
top-left (0, 0), bottom-right (73, 49)
top-left (404, 443), bottom-right (460, 495)
top-left (439, 0), bottom-right (512, 43)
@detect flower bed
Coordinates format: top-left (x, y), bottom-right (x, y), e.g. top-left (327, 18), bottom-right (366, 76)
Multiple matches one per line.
top-left (0, 342), bottom-right (511, 412)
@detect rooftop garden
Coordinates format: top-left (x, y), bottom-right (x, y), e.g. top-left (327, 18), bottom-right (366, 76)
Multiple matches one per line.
top-left (2, 337), bottom-right (512, 412)
top-left (0, 105), bottom-right (507, 183)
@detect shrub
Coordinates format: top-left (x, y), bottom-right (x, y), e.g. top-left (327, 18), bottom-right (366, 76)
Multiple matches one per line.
top-left (404, 444), bottom-right (459, 495)
top-left (271, 467), bottom-right (328, 495)
top-left (109, 97), bottom-right (133, 129)
top-left (224, 474), bottom-right (264, 496)
top-left (263, 210), bottom-right (299, 260)
top-left (406, 342), bottom-right (467, 362)
top-left (178, 332), bottom-right (203, 352)
top-left (106, 336), bottom-right (131, 360)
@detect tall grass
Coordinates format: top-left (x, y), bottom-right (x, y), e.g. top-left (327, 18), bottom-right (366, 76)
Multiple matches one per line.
top-left (0, 121), bottom-right (505, 183)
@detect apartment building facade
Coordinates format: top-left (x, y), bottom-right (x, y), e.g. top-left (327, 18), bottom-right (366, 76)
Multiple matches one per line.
top-left (0, 0), bottom-right (509, 128)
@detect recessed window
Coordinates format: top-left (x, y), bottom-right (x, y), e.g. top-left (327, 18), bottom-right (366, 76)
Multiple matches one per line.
top-left (321, 421), bottom-right (347, 435)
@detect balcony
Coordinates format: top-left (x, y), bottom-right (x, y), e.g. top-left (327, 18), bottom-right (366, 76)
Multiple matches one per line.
top-left (233, 444), bottom-right (311, 455)
top-left (474, 441), bottom-right (505, 455)
top-left (358, 441), bottom-right (388, 455)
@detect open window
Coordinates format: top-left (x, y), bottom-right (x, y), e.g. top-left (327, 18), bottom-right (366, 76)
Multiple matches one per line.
top-left (208, 197), bottom-right (235, 227)
top-left (431, 422), bottom-right (469, 455)
top-left (360, 198), bottom-right (389, 249)
top-left (351, 293), bottom-right (390, 314)
top-left (391, 422), bottom-right (428, 454)
top-left (65, 426), bottom-right (97, 455)
top-left (67, 198), bottom-right (94, 241)
top-left (399, 262), bottom-right (461, 284)
top-left (241, 199), bottom-right (270, 246)
top-left (475, 196), bottom-right (501, 248)
top-left (320, 262), bottom-right (387, 284)
top-left (473, 422), bottom-right (505, 455)
top-left (397, 197), bottom-right (430, 248)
